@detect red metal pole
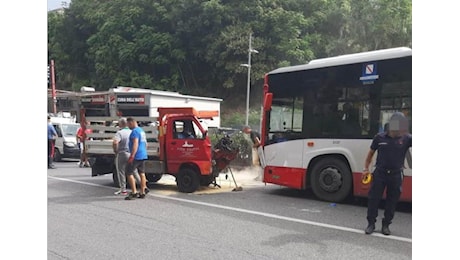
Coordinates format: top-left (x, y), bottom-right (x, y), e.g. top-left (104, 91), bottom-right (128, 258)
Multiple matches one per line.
top-left (50, 59), bottom-right (57, 114)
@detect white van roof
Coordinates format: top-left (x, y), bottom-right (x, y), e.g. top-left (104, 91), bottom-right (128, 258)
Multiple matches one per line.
top-left (49, 112), bottom-right (76, 124)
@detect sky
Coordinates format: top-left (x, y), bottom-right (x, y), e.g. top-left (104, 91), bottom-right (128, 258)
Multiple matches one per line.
top-left (48, 0), bottom-right (71, 11)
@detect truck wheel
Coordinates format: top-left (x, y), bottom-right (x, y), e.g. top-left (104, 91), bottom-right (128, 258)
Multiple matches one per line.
top-left (53, 148), bottom-right (62, 162)
top-left (147, 173), bottom-right (162, 183)
top-left (200, 175), bottom-right (215, 186)
top-left (177, 168), bottom-right (200, 193)
top-left (310, 157), bottom-right (352, 203)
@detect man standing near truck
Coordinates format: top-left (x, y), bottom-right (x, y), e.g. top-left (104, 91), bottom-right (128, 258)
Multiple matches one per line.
top-left (124, 117), bottom-right (148, 200)
top-left (77, 121), bottom-right (92, 167)
top-left (242, 125), bottom-right (261, 166)
top-left (113, 118), bottom-right (141, 195)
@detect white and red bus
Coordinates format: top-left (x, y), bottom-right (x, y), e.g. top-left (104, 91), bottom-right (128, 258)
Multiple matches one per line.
top-left (259, 47), bottom-right (412, 203)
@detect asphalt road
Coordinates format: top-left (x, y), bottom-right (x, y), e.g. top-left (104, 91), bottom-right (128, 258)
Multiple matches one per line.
top-left (48, 160), bottom-right (412, 260)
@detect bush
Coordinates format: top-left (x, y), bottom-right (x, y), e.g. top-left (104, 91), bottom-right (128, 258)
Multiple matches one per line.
top-left (216, 108), bottom-right (261, 167)
top-left (209, 131), bottom-right (252, 167)
top-left (221, 109), bottom-right (261, 130)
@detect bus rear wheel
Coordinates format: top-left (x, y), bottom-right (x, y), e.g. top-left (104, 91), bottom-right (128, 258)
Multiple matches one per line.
top-left (310, 157), bottom-right (352, 203)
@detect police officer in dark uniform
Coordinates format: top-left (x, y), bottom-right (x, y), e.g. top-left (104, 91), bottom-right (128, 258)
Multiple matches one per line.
top-left (363, 112), bottom-right (412, 235)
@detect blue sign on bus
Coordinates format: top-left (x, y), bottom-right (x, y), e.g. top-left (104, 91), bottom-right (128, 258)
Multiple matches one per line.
top-left (359, 62), bottom-right (379, 84)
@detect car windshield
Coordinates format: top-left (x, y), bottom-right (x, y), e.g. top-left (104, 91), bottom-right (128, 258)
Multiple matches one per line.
top-left (62, 124), bottom-right (79, 137)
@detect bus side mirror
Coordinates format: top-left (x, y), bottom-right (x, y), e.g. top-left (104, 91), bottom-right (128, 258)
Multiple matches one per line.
top-left (264, 93), bottom-right (273, 112)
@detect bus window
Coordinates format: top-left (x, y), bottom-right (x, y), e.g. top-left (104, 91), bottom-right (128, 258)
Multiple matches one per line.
top-left (268, 97), bottom-right (303, 143)
top-left (379, 80), bottom-right (412, 133)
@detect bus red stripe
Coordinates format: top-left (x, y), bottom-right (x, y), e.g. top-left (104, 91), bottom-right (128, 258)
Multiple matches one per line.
top-left (263, 166), bottom-right (306, 190)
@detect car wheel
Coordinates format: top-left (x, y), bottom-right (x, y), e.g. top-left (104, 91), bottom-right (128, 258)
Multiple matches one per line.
top-left (53, 148), bottom-right (62, 162)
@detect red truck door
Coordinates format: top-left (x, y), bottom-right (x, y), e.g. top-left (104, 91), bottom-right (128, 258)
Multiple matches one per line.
top-left (164, 117), bottom-right (212, 174)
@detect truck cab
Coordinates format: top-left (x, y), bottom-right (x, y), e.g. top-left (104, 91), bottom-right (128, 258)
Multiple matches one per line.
top-left (155, 113), bottom-right (213, 192)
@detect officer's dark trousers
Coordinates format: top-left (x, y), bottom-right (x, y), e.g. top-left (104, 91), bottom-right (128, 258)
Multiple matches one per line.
top-left (367, 169), bottom-right (403, 225)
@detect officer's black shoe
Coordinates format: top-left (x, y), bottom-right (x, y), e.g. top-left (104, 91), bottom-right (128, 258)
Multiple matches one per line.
top-left (382, 225), bottom-right (391, 235)
top-left (365, 223), bottom-right (375, 234)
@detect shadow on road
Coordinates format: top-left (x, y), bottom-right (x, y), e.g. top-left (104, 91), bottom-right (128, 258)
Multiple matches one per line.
top-left (265, 187), bottom-right (412, 213)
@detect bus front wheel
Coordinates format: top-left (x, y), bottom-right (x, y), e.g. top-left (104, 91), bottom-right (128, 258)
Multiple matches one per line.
top-left (310, 157), bottom-right (352, 203)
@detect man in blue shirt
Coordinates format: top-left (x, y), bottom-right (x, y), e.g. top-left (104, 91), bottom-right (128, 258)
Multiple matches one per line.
top-left (363, 112), bottom-right (412, 235)
top-left (48, 116), bottom-right (58, 169)
top-left (124, 117), bottom-right (148, 200)
top-left (112, 118), bottom-right (141, 196)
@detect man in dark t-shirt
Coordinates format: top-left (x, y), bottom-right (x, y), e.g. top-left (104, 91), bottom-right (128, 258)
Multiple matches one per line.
top-left (242, 125), bottom-right (260, 148)
top-left (242, 125), bottom-right (261, 166)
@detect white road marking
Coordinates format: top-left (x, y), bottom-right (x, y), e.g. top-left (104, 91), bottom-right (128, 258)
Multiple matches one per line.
top-left (48, 175), bottom-right (412, 243)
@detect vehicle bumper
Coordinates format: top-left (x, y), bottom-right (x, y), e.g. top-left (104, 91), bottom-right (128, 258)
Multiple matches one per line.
top-left (88, 155), bottom-right (115, 177)
top-left (62, 147), bottom-right (81, 159)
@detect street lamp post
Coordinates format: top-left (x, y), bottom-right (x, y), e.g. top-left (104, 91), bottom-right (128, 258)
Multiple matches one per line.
top-left (241, 33), bottom-right (258, 126)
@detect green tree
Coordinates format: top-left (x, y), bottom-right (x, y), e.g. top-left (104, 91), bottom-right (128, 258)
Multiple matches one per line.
top-left (308, 0), bottom-right (412, 56)
top-left (48, 0), bottom-right (412, 114)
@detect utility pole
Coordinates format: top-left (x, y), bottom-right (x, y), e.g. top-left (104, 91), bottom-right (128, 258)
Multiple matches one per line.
top-left (50, 59), bottom-right (57, 114)
top-left (240, 33), bottom-right (258, 126)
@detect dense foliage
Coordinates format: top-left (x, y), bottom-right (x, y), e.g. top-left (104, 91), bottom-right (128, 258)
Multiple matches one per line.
top-left (48, 0), bottom-right (412, 126)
